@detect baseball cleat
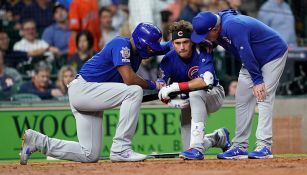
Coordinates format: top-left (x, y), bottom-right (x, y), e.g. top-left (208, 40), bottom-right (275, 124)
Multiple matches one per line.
top-left (217, 147), bottom-right (248, 160)
top-left (109, 150), bottom-right (148, 162)
top-left (217, 128), bottom-right (232, 152)
top-left (20, 129), bottom-right (38, 165)
top-left (179, 148), bottom-right (204, 160)
top-left (248, 146), bottom-right (273, 159)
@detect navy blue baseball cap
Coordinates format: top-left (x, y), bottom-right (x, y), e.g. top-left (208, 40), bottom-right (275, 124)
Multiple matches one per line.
top-left (191, 11), bottom-right (219, 43)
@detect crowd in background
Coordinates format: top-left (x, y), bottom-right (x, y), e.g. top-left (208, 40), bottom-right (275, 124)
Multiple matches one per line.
top-left (0, 0), bottom-right (303, 101)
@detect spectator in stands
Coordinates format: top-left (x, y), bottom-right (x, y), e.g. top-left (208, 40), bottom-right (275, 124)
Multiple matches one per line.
top-left (42, 3), bottom-right (70, 56)
top-left (0, 0), bottom-right (23, 49)
top-left (56, 65), bottom-right (76, 95)
top-left (226, 0), bottom-right (247, 15)
top-left (57, 0), bottom-right (72, 10)
top-left (258, 0), bottom-right (297, 46)
top-left (0, 51), bottom-right (22, 84)
top-left (204, 0), bottom-right (229, 13)
top-left (107, 0), bottom-right (127, 30)
top-left (5, 0), bottom-right (26, 22)
top-left (128, 0), bottom-right (172, 80)
top-left (128, 0), bottom-right (171, 31)
top-left (0, 50), bottom-right (22, 100)
top-left (165, 0), bottom-right (185, 21)
top-left (68, 0), bottom-right (100, 56)
top-left (160, 10), bottom-right (174, 42)
top-left (0, 31), bottom-right (10, 53)
top-left (19, 61), bottom-right (63, 99)
top-left (179, 0), bottom-right (202, 23)
top-left (0, 30), bottom-right (40, 68)
top-left (20, 0), bottom-right (53, 35)
top-left (98, 7), bottom-right (120, 49)
top-left (13, 19), bottom-right (60, 61)
top-left (68, 30), bottom-right (94, 72)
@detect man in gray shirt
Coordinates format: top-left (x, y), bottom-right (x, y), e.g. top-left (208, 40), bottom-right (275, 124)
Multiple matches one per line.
top-left (258, 0), bottom-right (297, 46)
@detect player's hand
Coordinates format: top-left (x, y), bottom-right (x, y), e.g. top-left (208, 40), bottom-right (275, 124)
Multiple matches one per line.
top-left (158, 83), bottom-right (180, 103)
top-left (168, 97), bottom-right (190, 109)
top-left (252, 83), bottom-right (267, 102)
top-left (155, 79), bottom-right (166, 90)
top-left (51, 89), bottom-right (64, 97)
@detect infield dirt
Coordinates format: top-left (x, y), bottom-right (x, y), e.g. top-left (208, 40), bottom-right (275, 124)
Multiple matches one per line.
top-left (1, 157), bottom-right (307, 175)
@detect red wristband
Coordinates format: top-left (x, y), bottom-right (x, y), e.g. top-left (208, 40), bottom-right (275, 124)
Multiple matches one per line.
top-left (178, 82), bottom-right (189, 91)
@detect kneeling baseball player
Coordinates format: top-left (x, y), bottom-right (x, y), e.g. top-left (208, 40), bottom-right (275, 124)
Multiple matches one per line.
top-left (20, 23), bottom-right (170, 164)
top-left (158, 20), bottom-right (231, 160)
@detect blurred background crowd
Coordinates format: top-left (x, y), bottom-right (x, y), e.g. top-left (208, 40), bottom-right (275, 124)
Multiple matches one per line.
top-left (0, 0), bottom-right (306, 102)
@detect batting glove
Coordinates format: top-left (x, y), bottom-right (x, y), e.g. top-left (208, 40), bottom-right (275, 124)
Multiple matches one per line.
top-left (158, 83), bottom-right (180, 103)
top-left (201, 71), bottom-right (214, 86)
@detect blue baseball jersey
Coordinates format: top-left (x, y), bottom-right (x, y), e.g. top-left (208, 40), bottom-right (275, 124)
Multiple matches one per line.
top-left (217, 10), bottom-right (288, 85)
top-left (159, 49), bottom-right (219, 86)
top-left (79, 37), bottom-right (171, 83)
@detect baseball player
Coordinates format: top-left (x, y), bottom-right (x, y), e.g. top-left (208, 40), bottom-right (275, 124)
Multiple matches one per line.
top-left (158, 20), bottom-right (231, 160)
top-left (20, 23), bottom-right (170, 164)
top-left (190, 10), bottom-right (288, 159)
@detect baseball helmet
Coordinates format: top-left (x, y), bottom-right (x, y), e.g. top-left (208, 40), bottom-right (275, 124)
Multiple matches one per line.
top-left (132, 23), bottom-right (162, 58)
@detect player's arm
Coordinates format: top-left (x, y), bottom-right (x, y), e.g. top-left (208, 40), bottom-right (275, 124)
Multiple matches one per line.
top-left (158, 75), bottom-right (213, 103)
top-left (113, 42), bottom-right (163, 90)
top-left (117, 65), bottom-right (156, 89)
top-left (158, 52), bottom-right (214, 101)
top-left (158, 74), bottom-right (213, 101)
top-left (190, 51), bottom-right (216, 90)
top-left (227, 21), bottom-right (263, 85)
top-left (227, 21), bottom-right (267, 101)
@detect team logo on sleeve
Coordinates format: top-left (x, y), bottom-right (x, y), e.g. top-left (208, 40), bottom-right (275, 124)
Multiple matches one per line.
top-left (188, 66), bottom-right (199, 79)
top-left (158, 68), bottom-right (165, 79)
top-left (120, 47), bottom-right (131, 62)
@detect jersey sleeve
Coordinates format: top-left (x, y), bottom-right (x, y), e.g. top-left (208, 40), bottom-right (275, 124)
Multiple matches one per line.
top-left (158, 55), bottom-right (172, 83)
top-left (112, 41), bottom-right (132, 67)
top-left (197, 52), bottom-right (215, 76)
top-left (226, 21), bottom-right (264, 85)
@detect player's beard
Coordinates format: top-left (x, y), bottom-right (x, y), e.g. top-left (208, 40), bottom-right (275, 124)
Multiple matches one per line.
top-left (179, 50), bottom-right (192, 59)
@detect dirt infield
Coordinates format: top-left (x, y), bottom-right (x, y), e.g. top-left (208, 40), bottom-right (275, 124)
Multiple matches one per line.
top-left (1, 157), bottom-right (307, 175)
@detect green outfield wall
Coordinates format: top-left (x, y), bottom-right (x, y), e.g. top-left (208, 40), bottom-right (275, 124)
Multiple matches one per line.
top-left (0, 106), bottom-right (258, 160)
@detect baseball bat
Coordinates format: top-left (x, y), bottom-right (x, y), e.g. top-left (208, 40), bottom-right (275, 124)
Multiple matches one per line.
top-left (142, 84), bottom-right (213, 103)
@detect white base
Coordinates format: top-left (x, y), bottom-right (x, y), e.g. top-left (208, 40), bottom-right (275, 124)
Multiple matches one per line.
top-left (249, 155), bottom-right (274, 159)
top-left (223, 155), bottom-right (249, 160)
top-left (46, 156), bottom-right (59, 160)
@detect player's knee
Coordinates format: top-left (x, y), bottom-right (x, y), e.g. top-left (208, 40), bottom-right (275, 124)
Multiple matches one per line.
top-left (82, 151), bottom-right (100, 163)
top-left (128, 85), bottom-right (143, 99)
top-left (189, 90), bottom-right (203, 99)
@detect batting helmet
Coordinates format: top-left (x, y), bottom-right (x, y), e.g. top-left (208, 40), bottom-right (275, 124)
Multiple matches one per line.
top-left (132, 23), bottom-right (162, 58)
